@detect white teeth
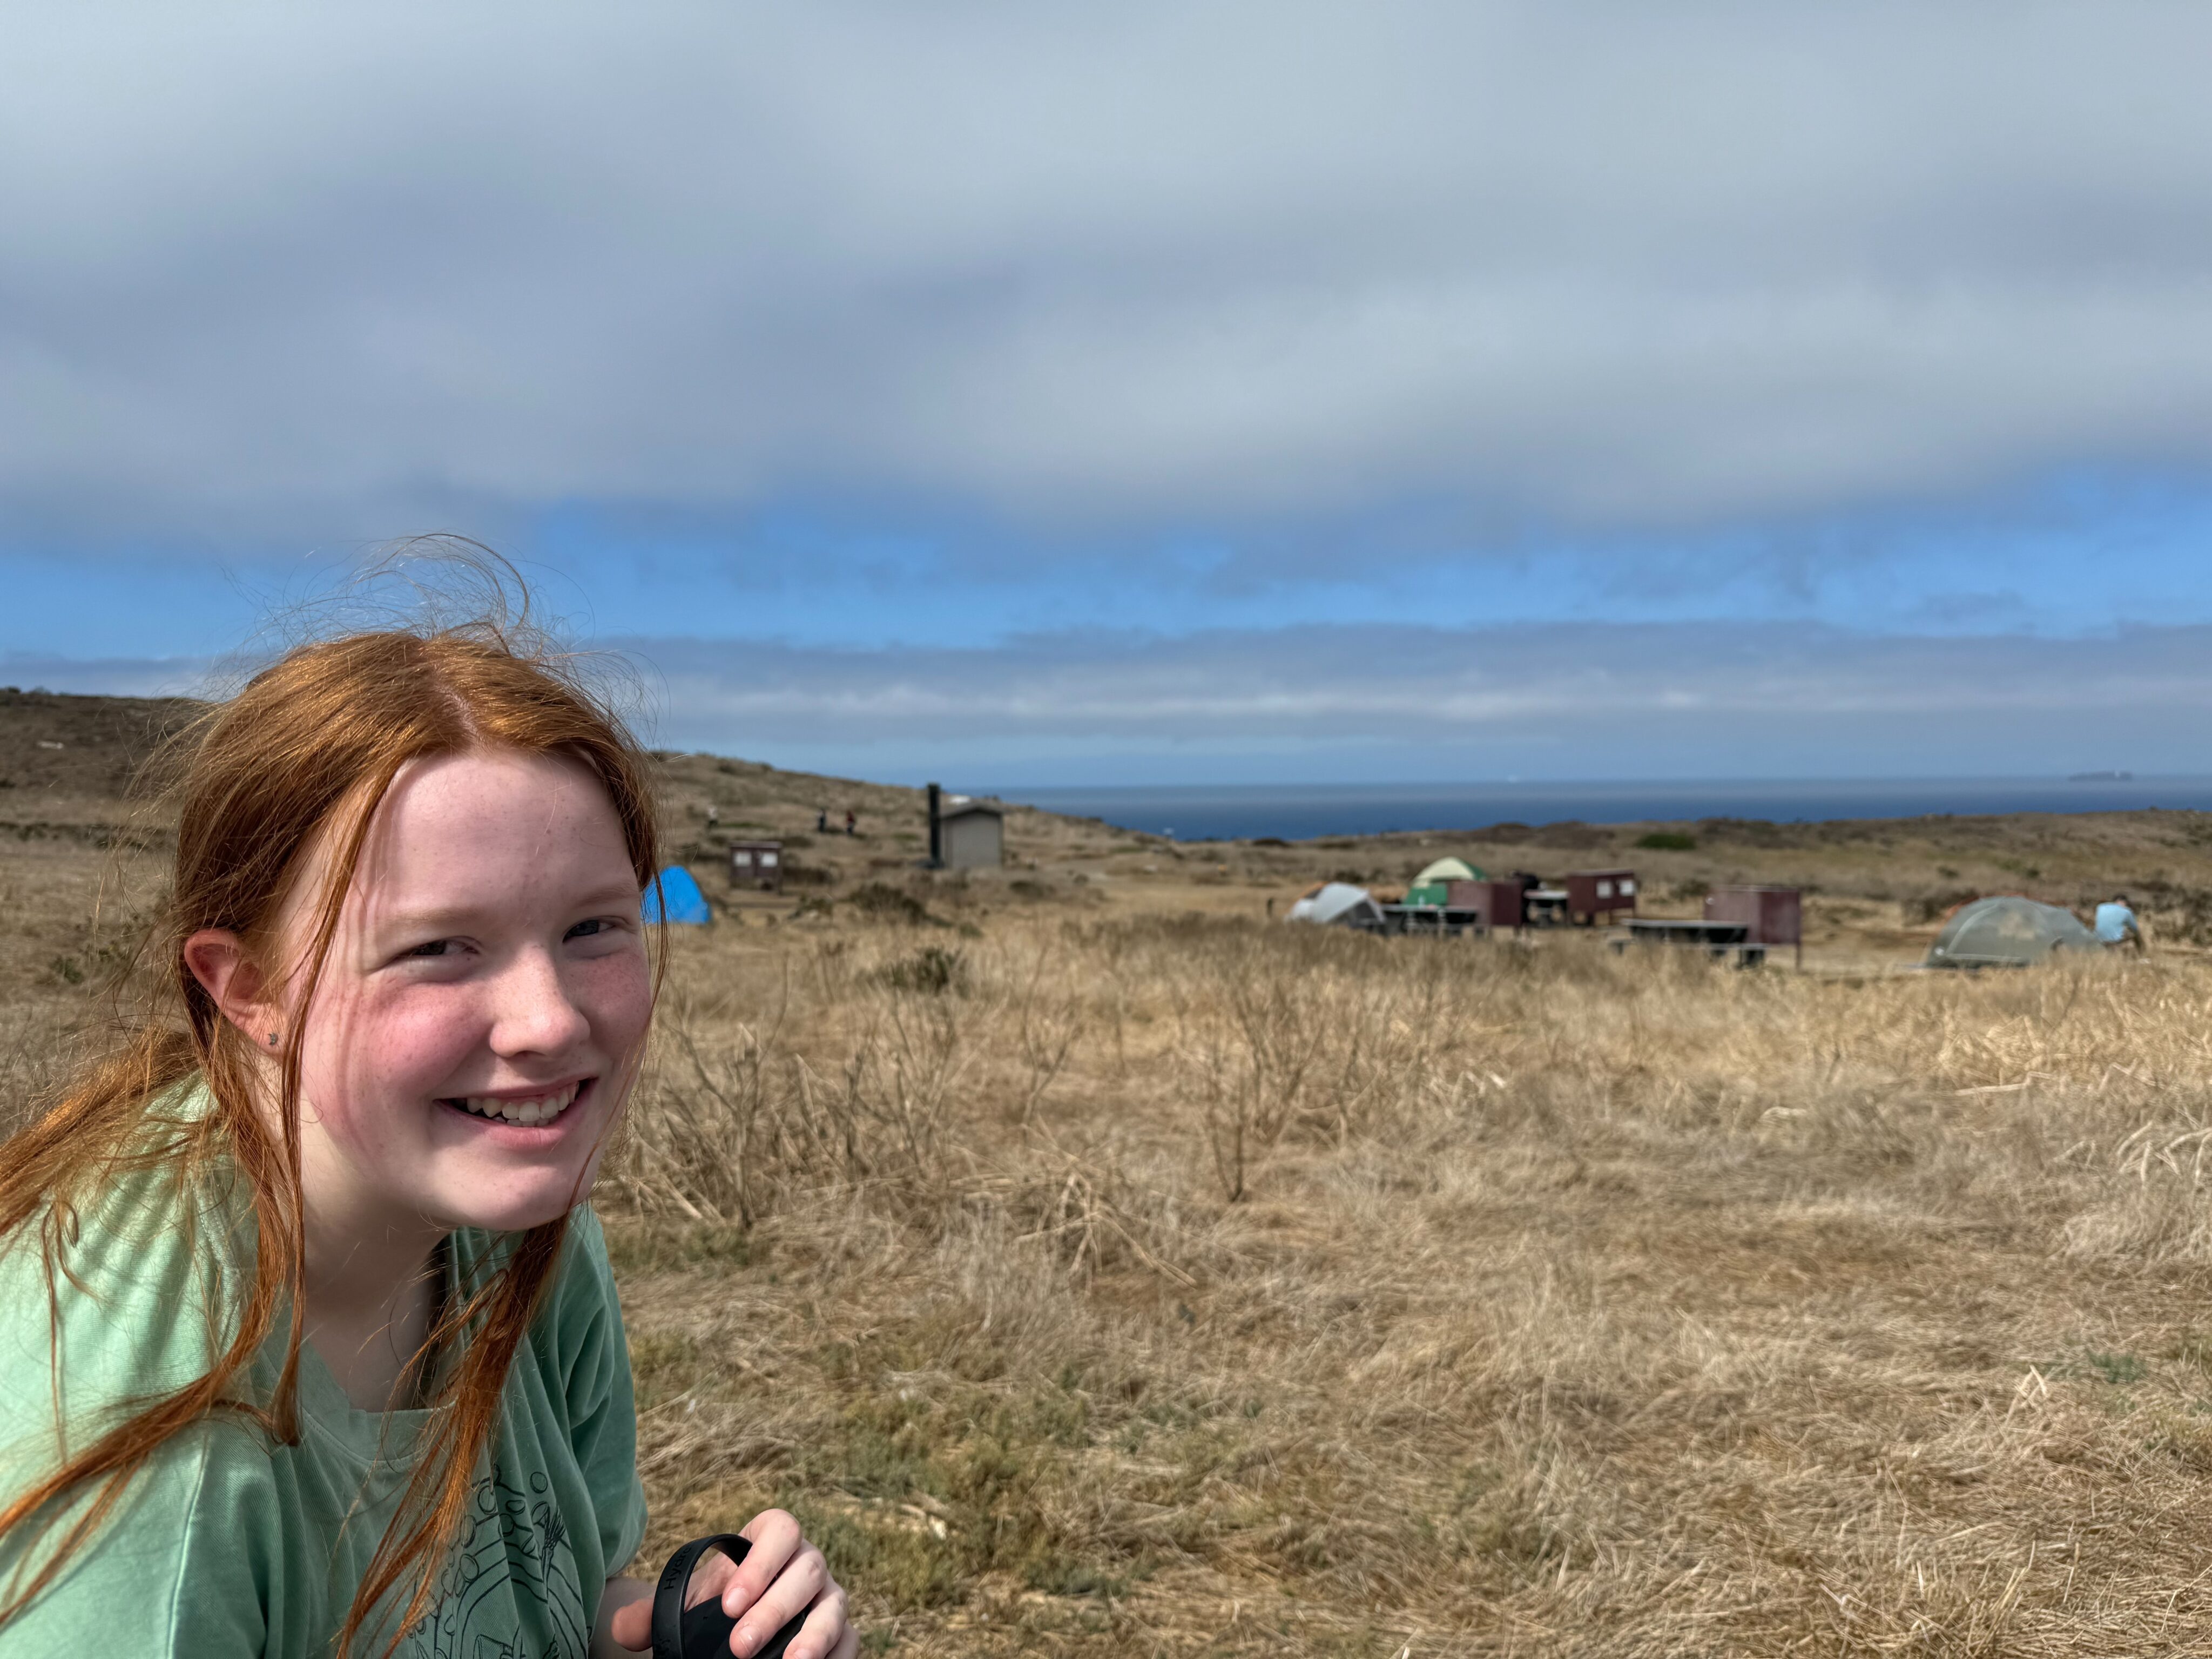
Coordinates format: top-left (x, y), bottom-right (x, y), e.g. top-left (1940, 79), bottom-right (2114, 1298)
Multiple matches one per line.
top-left (453, 1082), bottom-right (581, 1125)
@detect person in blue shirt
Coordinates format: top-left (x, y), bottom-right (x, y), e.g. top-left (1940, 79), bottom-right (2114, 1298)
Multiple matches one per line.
top-left (2095, 894), bottom-right (2145, 953)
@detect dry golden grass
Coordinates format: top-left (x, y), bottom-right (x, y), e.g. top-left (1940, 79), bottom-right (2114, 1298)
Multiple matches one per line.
top-left (591, 916), bottom-right (2212, 1656)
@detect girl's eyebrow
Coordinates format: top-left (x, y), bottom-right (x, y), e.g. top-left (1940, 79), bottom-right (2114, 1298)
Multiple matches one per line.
top-left (378, 883), bottom-right (642, 934)
top-left (373, 905), bottom-right (487, 937)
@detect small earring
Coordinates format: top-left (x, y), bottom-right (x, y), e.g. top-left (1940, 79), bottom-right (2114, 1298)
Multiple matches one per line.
top-left (266, 1032), bottom-right (278, 1047)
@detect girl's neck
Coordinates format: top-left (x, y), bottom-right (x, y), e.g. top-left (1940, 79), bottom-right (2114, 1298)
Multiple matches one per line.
top-left (288, 1085), bottom-right (454, 1411)
top-left (301, 1206), bottom-right (450, 1413)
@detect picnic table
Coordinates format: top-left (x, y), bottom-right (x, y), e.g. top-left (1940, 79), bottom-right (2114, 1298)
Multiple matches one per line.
top-left (1377, 904), bottom-right (1489, 938)
top-left (1613, 918), bottom-right (1766, 965)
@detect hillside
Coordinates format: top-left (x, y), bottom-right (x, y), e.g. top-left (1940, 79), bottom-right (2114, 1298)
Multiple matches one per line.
top-left (14, 688), bottom-right (2212, 966)
top-left (0, 685), bottom-right (201, 813)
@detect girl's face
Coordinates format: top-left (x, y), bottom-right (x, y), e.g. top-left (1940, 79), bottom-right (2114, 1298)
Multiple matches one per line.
top-left (279, 748), bottom-right (652, 1237)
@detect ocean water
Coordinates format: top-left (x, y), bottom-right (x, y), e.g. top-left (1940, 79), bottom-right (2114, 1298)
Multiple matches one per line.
top-left (1002, 777), bottom-right (2212, 843)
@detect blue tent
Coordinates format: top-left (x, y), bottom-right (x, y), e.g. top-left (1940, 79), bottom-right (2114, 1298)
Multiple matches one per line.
top-left (642, 865), bottom-right (712, 926)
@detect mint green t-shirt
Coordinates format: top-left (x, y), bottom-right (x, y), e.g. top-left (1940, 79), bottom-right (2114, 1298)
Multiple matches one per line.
top-left (0, 1104), bottom-right (647, 1657)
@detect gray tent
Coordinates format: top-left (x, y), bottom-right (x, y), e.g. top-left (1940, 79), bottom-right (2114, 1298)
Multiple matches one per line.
top-left (1925, 896), bottom-right (2096, 969)
top-left (1286, 882), bottom-right (1385, 929)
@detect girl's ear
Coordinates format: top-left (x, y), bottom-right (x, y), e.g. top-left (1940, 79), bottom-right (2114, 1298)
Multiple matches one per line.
top-left (183, 929), bottom-right (284, 1048)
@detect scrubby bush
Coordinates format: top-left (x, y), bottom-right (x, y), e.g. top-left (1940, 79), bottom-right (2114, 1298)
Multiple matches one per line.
top-left (850, 881), bottom-right (936, 925)
top-left (872, 945), bottom-right (968, 995)
top-left (1908, 886), bottom-right (1980, 923)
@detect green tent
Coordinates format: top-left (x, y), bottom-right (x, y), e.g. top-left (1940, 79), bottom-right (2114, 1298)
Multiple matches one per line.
top-left (1413, 857), bottom-right (1482, 885)
top-left (1406, 855), bottom-right (1485, 907)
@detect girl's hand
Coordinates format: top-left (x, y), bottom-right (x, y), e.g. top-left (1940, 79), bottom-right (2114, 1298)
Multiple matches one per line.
top-left (603, 1509), bottom-right (855, 1658)
top-left (698, 1510), bottom-right (854, 1659)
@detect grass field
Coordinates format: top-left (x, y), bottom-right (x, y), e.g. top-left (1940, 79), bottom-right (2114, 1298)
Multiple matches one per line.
top-left (612, 923), bottom-right (2212, 1656)
top-left (14, 690), bottom-right (2212, 1653)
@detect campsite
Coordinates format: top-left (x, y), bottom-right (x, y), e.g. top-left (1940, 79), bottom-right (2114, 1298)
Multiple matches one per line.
top-left (16, 690), bottom-right (2212, 1654)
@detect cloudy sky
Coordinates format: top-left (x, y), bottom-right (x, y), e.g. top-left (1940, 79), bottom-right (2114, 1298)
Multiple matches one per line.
top-left (8, 2), bottom-right (2212, 787)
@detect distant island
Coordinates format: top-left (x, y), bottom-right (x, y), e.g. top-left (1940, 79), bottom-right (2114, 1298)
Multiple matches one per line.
top-left (2068, 770), bottom-right (2134, 783)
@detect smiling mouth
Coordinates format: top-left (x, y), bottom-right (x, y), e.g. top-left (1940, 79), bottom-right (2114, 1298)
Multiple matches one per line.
top-left (441, 1080), bottom-right (586, 1128)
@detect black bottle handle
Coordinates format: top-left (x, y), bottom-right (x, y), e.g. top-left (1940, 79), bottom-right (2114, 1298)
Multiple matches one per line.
top-left (651, 1533), bottom-right (811, 1659)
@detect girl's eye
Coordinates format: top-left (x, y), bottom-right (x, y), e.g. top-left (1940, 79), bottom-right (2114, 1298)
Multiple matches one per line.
top-left (407, 940), bottom-right (454, 958)
top-left (566, 919), bottom-right (611, 941)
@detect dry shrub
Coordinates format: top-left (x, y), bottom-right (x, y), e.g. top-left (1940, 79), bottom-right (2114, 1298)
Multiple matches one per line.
top-left (1156, 921), bottom-right (1471, 1198)
top-left (612, 968), bottom-right (974, 1227)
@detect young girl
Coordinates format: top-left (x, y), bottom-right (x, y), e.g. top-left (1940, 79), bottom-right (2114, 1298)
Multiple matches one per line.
top-left (0, 624), bottom-right (856, 1658)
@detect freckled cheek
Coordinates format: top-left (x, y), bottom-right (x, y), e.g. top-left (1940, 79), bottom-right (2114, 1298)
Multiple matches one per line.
top-left (299, 987), bottom-right (491, 1143)
top-left (574, 954), bottom-right (653, 1057)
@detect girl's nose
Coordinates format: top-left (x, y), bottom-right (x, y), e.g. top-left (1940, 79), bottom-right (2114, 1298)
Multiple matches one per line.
top-left (489, 947), bottom-right (592, 1057)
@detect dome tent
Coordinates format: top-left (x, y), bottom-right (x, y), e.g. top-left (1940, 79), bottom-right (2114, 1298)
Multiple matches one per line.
top-left (1407, 855), bottom-right (1485, 907)
top-left (1413, 857), bottom-right (1483, 886)
top-left (1925, 896), bottom-right (2093, 969)
top-left (642, 865), bottom-right (712, 926)
top-left (1286, 882), bottom-right (1384, 929)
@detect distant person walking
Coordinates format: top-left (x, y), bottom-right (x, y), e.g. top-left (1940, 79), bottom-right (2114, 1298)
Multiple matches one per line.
top-left (845, 808), bottom-right (857, 837)
top-left (816, 807), bottom-right (828, 833)
top-left (2095, 893), bottom-right (2146, 953)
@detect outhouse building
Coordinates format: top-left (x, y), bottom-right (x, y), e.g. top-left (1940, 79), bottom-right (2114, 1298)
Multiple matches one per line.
top-left (928, 784), bottom-right (1006, 870)
top-left (729, 840), bottom-right (784, 891)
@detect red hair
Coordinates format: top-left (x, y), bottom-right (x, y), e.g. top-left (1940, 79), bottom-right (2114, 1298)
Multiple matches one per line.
top-left (0, 619), bottom-right (660, 1655)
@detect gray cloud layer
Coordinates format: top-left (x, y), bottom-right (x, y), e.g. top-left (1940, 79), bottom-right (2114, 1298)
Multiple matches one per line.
top-left (625, 621), bottom-right (2210, 780)
top-left (10, 2), bottom-right (2212, 550)
top-left (10, 619), bottom-right (2199, 781)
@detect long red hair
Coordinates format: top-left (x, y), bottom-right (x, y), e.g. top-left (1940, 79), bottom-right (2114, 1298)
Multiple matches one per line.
top-left (0, 619), bottom-right (660, 1655)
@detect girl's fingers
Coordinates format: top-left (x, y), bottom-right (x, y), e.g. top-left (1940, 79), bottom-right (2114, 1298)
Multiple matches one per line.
top-left (699, 1510), bottom-right (852, 1659)
top-left (719, 1509), bottom-right (805, 1620)
top-left (819, 1595), bottom-right (861, 1659)
top-left (726, 1544), bottom-right (829, 1656)
top-left (604, 1595), bottom-right (655, 1651)
top-left (778, 1582), bottom-right (854, 1659)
